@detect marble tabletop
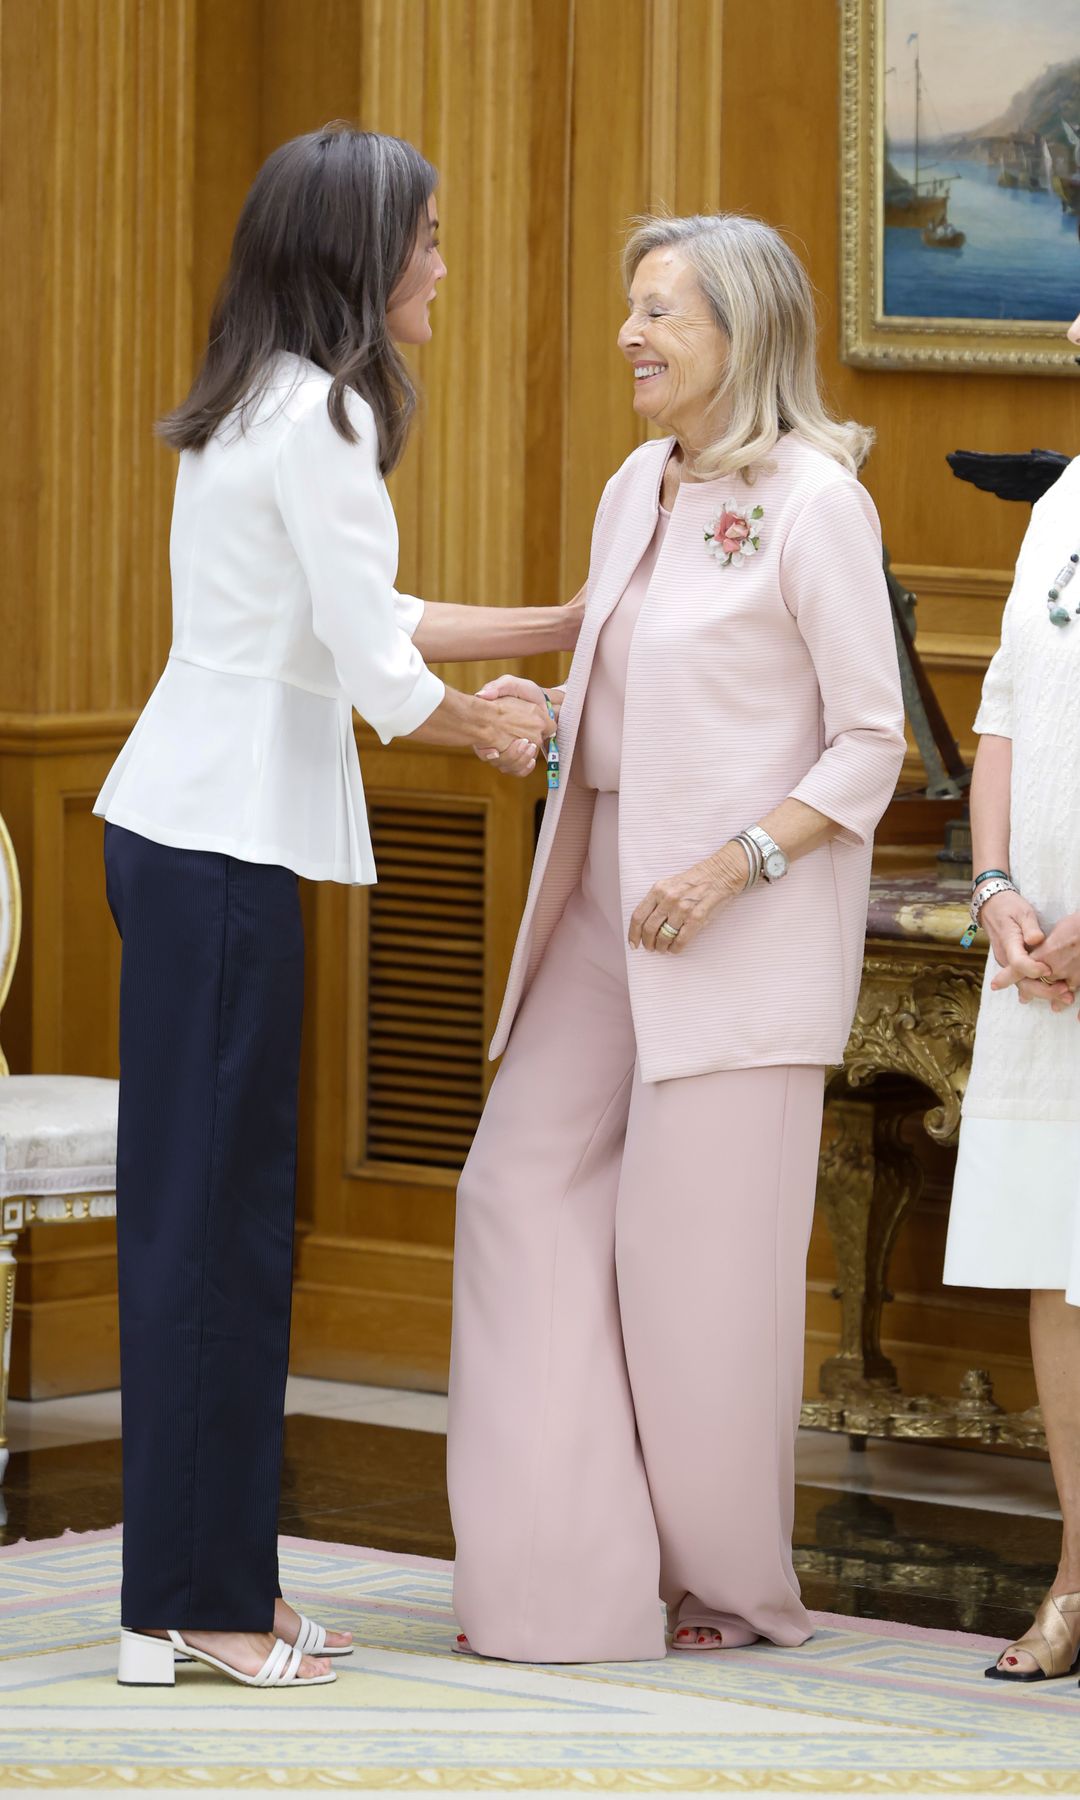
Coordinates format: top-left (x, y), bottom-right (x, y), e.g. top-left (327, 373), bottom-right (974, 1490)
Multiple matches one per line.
top-left (866, 876), bottom-right (983, 949)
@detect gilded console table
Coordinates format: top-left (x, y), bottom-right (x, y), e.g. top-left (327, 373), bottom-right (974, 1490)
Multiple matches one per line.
top-left (802, 877), bottom-right (1045, 1452)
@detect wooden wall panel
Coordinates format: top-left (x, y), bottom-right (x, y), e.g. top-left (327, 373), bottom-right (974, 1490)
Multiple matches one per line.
top-left (521, 0), bottom-right (573, 619)
top-left (2, 0), bottom-right (194, 718)
top-left (0, 1), bottom-right (51, 715)
top-left (0, 0), bottom-right (195, 1397)
top-left (0, 0), bottom-right (1066, 1416)
top-left (290, 735), bottom-right (538, 1389)
top-left (720, 0), bottom-right (1080, 757)
top-left (193, 0), bottom-right (263, 350)
top-left (562, 0), bottom-right (651, 593)
top-left (561, 0), bottom-right (728, 610)
top-left (256, 0), bottom-right (569, 704)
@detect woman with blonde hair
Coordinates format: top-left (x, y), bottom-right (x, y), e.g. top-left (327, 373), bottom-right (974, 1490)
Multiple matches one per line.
top-left (447, 212), bottom-right (905, 1663)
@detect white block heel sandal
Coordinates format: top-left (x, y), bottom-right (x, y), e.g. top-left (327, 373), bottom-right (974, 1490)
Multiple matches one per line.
top-left (117, 1628), bottom-right (337, 1688)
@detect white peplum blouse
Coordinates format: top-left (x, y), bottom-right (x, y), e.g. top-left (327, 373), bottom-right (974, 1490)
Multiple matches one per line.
top-left (944, 454), bottom-right (1080, 1301)
top-left (94, 353), bottom-right (445, 885)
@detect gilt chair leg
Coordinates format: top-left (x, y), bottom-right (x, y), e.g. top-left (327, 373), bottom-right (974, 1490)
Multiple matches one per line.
top-left (0, 1230), bottom-right (17, 1485)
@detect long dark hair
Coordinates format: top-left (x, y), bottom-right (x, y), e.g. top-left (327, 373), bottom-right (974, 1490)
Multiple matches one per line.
top-left (159, 124), bottom-right (437, 476)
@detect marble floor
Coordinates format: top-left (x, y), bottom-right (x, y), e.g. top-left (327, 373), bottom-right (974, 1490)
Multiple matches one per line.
top-left (5, 1377), bottom-right (452, 1453)
top-left (1, 1379), bottom-right (1062, 1644)
top-left (8, 1377), bottom-right (1061, 1516)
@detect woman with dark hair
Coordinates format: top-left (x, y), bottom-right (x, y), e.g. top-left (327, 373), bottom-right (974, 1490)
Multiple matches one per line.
top-left (95, 124), bottom-right (574, 1691)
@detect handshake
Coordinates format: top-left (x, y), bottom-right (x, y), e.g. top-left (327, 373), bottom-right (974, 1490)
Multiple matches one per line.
top-left (471, 675), bottom-right (565, 779)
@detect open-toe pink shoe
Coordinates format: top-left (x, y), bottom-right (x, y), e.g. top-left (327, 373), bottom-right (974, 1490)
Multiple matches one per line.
top-left (673, 1625), bottom-right (725, 1650)
top-left (672, 1611), bottom-right (759, 1652)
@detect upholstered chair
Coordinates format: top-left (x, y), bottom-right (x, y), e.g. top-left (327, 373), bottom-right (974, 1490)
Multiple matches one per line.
top-left (0, 811), bottom-right (118, 1482)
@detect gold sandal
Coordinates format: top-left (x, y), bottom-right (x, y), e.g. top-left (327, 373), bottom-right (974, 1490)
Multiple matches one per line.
top-left (985, 1590), bottom-right (1080, 1683)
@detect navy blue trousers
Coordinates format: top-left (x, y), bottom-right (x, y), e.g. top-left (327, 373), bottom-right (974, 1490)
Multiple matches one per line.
top-left (104, 824), bottom-right (304, 1629)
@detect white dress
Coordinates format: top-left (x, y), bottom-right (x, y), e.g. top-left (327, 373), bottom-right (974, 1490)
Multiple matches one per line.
top-left (944, 454), bottom-right (1080, 1303)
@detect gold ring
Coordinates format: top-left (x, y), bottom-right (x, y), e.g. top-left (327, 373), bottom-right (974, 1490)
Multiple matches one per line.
top-left (658, 921), bottom-right (680, 940)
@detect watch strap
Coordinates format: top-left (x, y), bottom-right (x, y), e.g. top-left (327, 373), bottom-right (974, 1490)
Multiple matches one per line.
top-left (744, 823), bottom-right (787, 878)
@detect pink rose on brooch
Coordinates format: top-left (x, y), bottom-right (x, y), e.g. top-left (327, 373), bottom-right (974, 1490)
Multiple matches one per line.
top-left (705, 503), bottom-right (764, 567)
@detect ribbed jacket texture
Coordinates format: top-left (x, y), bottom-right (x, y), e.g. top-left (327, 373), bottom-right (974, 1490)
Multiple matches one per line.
top-left (491, 431), bottom-right (906, 1082)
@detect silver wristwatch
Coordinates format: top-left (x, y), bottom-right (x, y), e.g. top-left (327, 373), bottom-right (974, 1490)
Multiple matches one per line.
top-left (744, 824), bottom-right (789, 883)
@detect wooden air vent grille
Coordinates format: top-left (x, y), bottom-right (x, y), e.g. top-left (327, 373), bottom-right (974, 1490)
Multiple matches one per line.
top-left (364, 799), bottom-right (487, 1170)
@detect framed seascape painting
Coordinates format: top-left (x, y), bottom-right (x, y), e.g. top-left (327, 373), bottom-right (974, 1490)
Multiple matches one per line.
top-left (841, 0), bottom-right (1080, 374)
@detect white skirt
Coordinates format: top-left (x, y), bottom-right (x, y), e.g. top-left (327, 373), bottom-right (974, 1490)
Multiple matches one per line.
top-left (943, 1116), bottom-right (1080, 1304)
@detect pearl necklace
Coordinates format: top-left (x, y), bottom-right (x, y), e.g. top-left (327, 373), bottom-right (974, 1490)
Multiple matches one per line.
top-left (1047, 549), bottom-right (1080, 625)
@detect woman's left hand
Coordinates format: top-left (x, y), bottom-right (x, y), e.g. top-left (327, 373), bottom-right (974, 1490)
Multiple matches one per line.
top-left (1033, 911), bottom-right (1080, 999)
top-left (629, 846), bottom-right (749, 954)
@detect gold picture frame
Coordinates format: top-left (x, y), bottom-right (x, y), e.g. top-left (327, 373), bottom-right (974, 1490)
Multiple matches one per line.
top-left (840, 0), bottom-right (1080, 376)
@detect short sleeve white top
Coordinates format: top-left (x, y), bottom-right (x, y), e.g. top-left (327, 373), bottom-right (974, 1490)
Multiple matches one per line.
top-left (93, 353), bottom-right (445, 885)
top-left (963, 453), bottom-right (1080, 1122)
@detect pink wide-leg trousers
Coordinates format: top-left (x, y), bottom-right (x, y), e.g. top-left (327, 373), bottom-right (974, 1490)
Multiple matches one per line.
top-left (448, 794), bottom-right (824, 1663)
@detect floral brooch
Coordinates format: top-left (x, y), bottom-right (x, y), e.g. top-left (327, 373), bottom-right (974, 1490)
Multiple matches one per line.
top-left (705, 504), bottom-right (764, 567)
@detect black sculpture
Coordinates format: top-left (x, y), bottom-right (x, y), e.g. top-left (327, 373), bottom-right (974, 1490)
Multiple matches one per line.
top-left (947, 448), bottom-right (1069, 506)
top-left (889, 446), bottom-right (1074, 879)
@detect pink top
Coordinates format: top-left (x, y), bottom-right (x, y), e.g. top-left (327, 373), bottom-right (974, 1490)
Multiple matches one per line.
top-left (577, 508), bottom-right (671, 792)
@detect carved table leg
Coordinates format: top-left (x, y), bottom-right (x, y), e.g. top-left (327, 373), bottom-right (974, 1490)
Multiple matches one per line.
top-left (816, 1097), bottom-right (925, 1412)
top-left (0, 1230), bottom-right (16, 1485)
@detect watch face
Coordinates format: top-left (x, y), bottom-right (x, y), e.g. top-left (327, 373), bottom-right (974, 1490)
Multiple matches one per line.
top-left (764, 850), bottom-right (787, 880)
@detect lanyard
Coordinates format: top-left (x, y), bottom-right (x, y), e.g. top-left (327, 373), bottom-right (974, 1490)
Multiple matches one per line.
top-left (543, 693), bottom-right (560, 791)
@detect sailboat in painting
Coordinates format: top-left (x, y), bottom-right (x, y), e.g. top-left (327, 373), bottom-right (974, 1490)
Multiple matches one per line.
top-left (1049, 118), bottom-right (1080, 215)
top-left (875, 9), bottom-right (1079, 339)
top-left (996, 139), bottom-right (1043, 190)
top-left (884, 37), bottom-right (965, 247)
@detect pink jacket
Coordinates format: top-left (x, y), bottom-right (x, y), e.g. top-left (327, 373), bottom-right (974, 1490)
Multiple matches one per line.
top-left (491, 432), bottom-right (906, 1082)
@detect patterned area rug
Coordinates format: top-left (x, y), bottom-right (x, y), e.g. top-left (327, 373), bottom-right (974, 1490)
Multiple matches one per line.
top-left (0, 1526), bottom-right (1077, 1796)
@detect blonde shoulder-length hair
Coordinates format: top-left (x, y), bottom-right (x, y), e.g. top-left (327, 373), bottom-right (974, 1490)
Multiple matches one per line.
top-left (623, 213), bottom-right (873, 481)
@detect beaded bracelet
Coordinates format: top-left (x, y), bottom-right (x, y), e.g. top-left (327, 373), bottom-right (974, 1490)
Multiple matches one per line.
top-left (971, 877), bottom-right (1016, 922)
top-left (960, 876), bottom-right (1017, 947)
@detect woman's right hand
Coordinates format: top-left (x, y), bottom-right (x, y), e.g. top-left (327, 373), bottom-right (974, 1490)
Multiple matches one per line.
top-left (472, 676), bottom-right (559, 777)
top-left (983, 889), bottom-right (1075, 1011)
top-left (472, 684), bottom-right (552, 760)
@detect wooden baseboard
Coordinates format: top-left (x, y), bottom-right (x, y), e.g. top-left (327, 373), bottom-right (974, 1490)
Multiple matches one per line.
top-left (8, 1254), bottom-right (1037, 1408)
top-left (0, 711), bottom-right (138, 756)
top-left (290, 1235), bottom-right (453, 1392)
top-left (11, 1291), bottom-right (119, 1400)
